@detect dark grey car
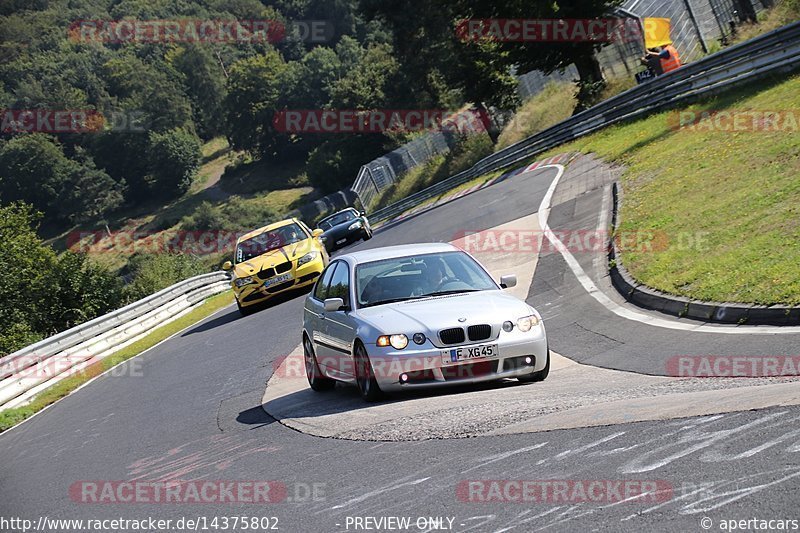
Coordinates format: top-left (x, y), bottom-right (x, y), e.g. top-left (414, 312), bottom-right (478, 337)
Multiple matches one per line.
top-left (316, 208), bottom-right (372, 253)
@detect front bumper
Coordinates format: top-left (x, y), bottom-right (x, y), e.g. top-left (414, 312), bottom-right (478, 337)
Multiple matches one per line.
top-left (234, 256), bottom-right (325, 307)
top-left (362, 326), bottom-right (548, 392)
top-left (323, 229), bottom-right (367, 251)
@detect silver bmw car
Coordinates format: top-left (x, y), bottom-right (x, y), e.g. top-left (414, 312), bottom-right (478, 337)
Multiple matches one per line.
top-left (302, 243), bottom-right (549, 401)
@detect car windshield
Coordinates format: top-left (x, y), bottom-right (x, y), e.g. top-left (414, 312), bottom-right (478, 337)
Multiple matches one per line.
top-left (317, 210), bottom-right (356, 230)
top-left (355, 251), bottom-right (497, 308)
top-left (235, 223), bottom-right (307, 263)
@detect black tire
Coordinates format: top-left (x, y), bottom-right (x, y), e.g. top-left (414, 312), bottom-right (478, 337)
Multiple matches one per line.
top-left (362, 228), bottom-right (373, 241)
top-left (518, 347), bottom-right (550, 383)
top-left (354, 342), bottom-right (383, 401)
top-left (304, 336), bottom-right (335, 391)
top-left (237, 300), bottom-right (253, 316)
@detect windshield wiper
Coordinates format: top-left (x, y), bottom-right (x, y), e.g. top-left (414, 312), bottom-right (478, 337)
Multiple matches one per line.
top-left (362, 295), bottom-right (426, 308)
top-left (425, 289), bottom-right (480, 297)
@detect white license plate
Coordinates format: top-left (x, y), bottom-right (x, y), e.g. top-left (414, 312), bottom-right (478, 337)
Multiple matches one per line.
top-left (441, 344), bottom-right (499, 365)
top-left (336, 238), bottom-right (347, 245)
top-left (264, 273), bottom-right (293, 288)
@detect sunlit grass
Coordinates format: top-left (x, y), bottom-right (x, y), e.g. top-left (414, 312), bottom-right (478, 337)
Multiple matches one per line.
top-left (544, 73), bottom-right (800, 304)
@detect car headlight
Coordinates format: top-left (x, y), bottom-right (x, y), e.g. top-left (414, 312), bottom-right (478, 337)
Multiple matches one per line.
top-left (517, 314), bottom-right (541, 332)
top-left (297, 251), bottom-right (317, 267)
top-left (234, 276), bottom-right (254, 288)
top-left (348, 221), bottom-right (362, 230)
top-left (377, 334), bottom-right (408, 350)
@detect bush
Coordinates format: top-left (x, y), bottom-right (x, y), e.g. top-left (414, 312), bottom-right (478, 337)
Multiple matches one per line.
top-left (123, 253), bottom-right (206, 303)
top-left (444, 133), bottom-right (494, 175)
top-left (180, 197), bottom-right (278, 232)
top-left (180, 201), bottom-right (228, 231)
top-left (48, 252), bottom-right (124, 330)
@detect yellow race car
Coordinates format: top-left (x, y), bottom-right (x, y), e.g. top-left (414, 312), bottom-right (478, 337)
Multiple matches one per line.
top-left (223, 218), bottom-right (329, 315)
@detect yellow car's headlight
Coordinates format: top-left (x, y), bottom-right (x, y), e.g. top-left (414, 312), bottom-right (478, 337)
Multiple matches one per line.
top-left (297, 251), bottom-right (318, 267)
top-left (234, 276), bottom-right (254, 288)
top-left (517, 314), bottom-right (541, 332)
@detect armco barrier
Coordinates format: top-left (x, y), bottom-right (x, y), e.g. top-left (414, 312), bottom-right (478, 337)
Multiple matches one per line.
top-left (0, 271), bottom-right (230, 411)
top-left (359, 21), bottom-right (800, 225)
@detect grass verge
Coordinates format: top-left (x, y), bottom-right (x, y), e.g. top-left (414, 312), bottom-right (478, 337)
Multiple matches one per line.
top-left (0, 291), bottom-right (234, 433)
top-left (541, 73), bottom-right (800, 305)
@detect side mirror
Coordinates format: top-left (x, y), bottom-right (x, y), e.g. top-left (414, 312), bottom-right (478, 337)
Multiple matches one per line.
top-left (312, 228), bottom-right (324, 238)
top-left (323, 297), bottom-right (344, 312)
top-left (499, 274), bottom-right (517, 289)
top-left (222, 261), bottom-right (233, 271)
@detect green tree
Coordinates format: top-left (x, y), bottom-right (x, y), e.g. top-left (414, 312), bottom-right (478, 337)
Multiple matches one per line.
top-left (0, 133), bottom-right (74, 218)
top-left (0, 203), bottom-right (122, 355)
top-left (450, 0), bottom-right (623, 112)
top-left (0, 203), bottom-right (52, 354)
top-left (0, 134), bottom-right (123, 222)
top-left (146, 128), bottom-right (202, 198)
top-left (171, 45), bottom-right (228, 140)
top-left (60, 147), bottom-right (124, 223)
top-left (328, 43), bottom-right (399, 108)
top-left (47, 251), bottom-right (123, 332)
top-left (224, 49), bottom-right (294, 157)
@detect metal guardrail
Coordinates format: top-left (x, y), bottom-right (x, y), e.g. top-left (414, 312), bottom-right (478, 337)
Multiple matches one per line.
top-left (362, 21), bottom-right (800, 225)
top-left (0, 271), bottom-right (230, 411)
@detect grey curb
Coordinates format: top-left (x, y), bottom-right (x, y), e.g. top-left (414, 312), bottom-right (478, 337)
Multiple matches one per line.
top-left (608, 182), bottom-right (798, 326)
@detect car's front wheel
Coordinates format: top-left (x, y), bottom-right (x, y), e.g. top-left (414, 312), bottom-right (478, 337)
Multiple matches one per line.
top-left (362, 228), bottom-right (373, 240)
top-left (518, 346), bottom-right (550, 383)
top-left (304, 336), bottom-right (335, 391)
top-left (354, 342), bottom-right (383, 401)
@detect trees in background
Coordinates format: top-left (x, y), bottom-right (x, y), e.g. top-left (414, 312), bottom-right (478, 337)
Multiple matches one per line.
top-left (0, 0), bottom-right (622, 223)
top-left (0, 134), bottom-right (123, 222)
top-left (0, 0), bottom-right (627, 352)
top-left (0, 203), bottom-right (123, 355)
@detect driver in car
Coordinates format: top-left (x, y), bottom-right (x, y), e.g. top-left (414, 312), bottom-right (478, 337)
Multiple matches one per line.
top-left (413, 259), bottom-right (448, 296)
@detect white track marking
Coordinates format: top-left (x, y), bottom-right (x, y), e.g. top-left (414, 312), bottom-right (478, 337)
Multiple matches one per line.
top-left (536, 164), bottom-right (800, 334)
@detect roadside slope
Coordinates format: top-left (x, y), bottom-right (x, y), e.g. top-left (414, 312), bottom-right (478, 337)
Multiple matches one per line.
top-left (542, 74), bottom-right (800, 306)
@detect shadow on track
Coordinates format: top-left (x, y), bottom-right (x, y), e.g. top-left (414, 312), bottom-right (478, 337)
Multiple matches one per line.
top-left (182, 286), bottom-right (312, 337)
top-left (236, 405), bottom-right (277, 428)
top-left (263, 376), bottom-right (532, 419)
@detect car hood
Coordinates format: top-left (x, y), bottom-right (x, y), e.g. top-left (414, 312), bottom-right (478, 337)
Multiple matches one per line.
top-left (353, 290), bottom-right (533, 335)
top-left (232, 240), bottom-right (315, 278)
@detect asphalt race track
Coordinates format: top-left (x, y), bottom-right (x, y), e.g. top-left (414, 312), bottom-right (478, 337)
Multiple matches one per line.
top-left (2, 160), bottom-right (800, 532)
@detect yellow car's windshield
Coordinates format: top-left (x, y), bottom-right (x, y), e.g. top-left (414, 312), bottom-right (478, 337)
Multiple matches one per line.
top-left (235, 223), bottom-right (307, 263)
